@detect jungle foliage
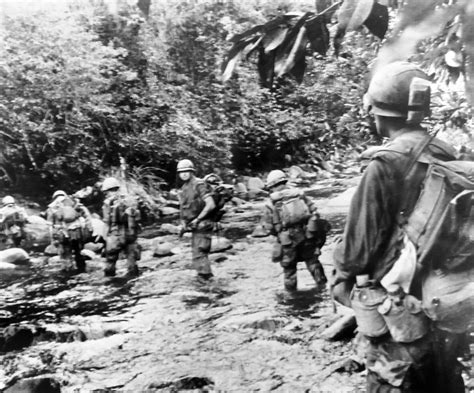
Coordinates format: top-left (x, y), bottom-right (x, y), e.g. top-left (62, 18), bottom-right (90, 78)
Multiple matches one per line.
top-left (0, 0), bottom-right (471, 198)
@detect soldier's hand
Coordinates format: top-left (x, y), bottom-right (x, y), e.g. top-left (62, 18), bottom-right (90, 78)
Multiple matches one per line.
top-left (188, 218), bottom-right (200, 230)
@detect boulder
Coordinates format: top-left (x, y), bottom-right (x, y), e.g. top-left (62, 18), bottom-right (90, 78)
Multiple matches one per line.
top-left (251, 224), bottom-right (270, 238)
top-left (83, 242), bottom-right (104, 253)
top-left (247, 177), bottom-right (265, 191)
top-left (160, 223), bottom-right (181, 235)
top-left (0, 248), bottom-right (29, 265)
top-left (159, 206), bottom-right (180, 216)
top-left (210, 237), bottom-right (232, 253)
top-left (288, 165), bottom-right (305, 179)
top-left (91, 217), bottom-right (107, 240)
top-left (153, 242), bottom-right (174, 257)
top-left (234, 183), bottom-right (248, 200)
top-left (1, 325), bottom-right (34, 352)
top-left (44, 244), bottom-right (58, 256)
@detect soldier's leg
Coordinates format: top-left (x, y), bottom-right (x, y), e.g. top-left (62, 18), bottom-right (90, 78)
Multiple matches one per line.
top-left (191, 229), bottom-right (212, 277)
top-left (71, 239), bottom-right (86, 273)
top-left (59, 240), bottom-right (74, 270)
top-left (104, 235), bottom-right (120, 277)
top-left (125, 240), bottom-right (139, 277)
top-left (280, 245), bottom-right (297, 291)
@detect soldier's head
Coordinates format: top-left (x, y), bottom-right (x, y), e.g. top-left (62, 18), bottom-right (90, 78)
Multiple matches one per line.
top-left (266, 170), bottom-right (287, 191)
top-left (52, 190), bottom-right (67, 203)
top-left (204, 173), bottom-right (223, 186)
top-left (2, 195), bottom-right (15, 208)
top-left (176, 159), bottom-right (195, 182)
top-left (365, 61), bottom-right (431, 137)
top-left (101, 177), bottom-right (121, 196)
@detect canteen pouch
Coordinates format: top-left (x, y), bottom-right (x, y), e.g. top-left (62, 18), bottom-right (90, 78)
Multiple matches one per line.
top-left (351, 285), bottom-right (388, 337)
top-left (378, 294), bottom-right (429, 343)
top-left (422, 267), bottom-right (474, 333)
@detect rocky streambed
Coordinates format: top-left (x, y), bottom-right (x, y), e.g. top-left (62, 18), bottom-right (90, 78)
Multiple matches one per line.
top-left (0, 176), bottom-right (370, 392)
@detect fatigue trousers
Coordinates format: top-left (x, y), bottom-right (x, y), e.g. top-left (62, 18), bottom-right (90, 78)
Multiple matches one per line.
top-left (276, 237), bottom-right (327, 291)
top-left (365, 330), bottom-right (465, 393)
top-left (104, 234), bottom-right (139, 277)
top-left (59, 238), bottom-right (86, 273)
top-left (191, 221), bottom-right (213, 276)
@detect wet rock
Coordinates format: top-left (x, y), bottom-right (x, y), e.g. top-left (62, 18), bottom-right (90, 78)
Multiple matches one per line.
top-left (80, 249), bottom-right (98, 260)
top-left (83, 242), bottom-right (103, 254)
top-left (1, 325), bottom-right (34, 352)
top-left (160, 223), bottom-right (181, 235)
top-left (153, 242), bottom-right (174, 257)
top-left (0, 248), bottom-right (29, 265)
top-left (321, 313), bottom-right (357, 341)
top-left (234, 183), bottom-right (248, 200)
top-left (210, 237), bottom-right (232, 253)
top-left (251, 224), bottom-right (269, 238)
top-left (91, 217), bottom-right (107, 240)
top-left (0, 261), bottom-right (16, 269)
top-left (218, 311), bottom-right (287, 331)
top-left (44, 244), bottom-right (58, 256)
top-left (210, 254), bottom-right (228, 263)
top-left (4, 377), bottom-right (61, 393)
top-left (23, 216), bottom-right (51, 249)
top-left (288, 165), bottom-right (305, 179)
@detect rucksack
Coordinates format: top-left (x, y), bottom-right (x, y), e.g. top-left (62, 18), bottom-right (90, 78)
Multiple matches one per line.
top-left (403, 143), bottom-right (474, 271)
top-left (270, 188), bottom-right (311, 228)
top-left (54, 198), bottom-right (80, 224)
top-left (108, 193), bottom-right (141, 231)
top-left (207, 183), bottom-right (234, 222)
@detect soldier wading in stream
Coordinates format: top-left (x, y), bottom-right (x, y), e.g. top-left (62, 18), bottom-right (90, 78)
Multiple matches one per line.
top-left (331, 61), bottom-right (467, 392)
top-left (262, 169), bottom-right (329, 291)
top-left (101, 177), bottom-right (141, 278)
top-left (177, 159), bottom-right (216, 282)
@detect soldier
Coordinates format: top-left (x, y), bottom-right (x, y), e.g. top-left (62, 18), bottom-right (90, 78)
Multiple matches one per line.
top-left (0, 196), bottom-right (27, 248)
top-left (262, 170), bottom-right (328, 291)
top-left (101, 177), bottom-right (141, 278)
top-left (331, 61), bottom-right (465, 392)
top-left (177, 159), bottom-right (216, 281)
top-left (47, 190), bottom-right (92, 273)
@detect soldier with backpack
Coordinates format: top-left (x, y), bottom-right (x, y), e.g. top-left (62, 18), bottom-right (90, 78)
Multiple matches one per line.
top-left (47, 190), bottom-right (93, 273)
top-left (331, 61), bottom-right (466, 392)
top-left (262, 169), bottom-right (329, 292)
top-left (0, 196), bottom-right (27, 248)
top-left (177, 159), bottom-right (216, 281)
top-left (101, 177), bottom-right (141, 278)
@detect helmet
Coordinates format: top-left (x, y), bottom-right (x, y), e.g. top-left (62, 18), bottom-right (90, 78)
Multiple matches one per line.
top-left (2, 196), bottom-right (15, 206)
top-left (204, 173), bottom-right (223, 185)
top-left (177, 159), bottom-right (195, 173)
top-left (366, 61), bottom-right (430, 121)
top-left (266, 170), bottom-right (287, 189)
top-left (101, 177), bottom-right (121, 192)
top-left (52, 190), bottom-right (67, 200)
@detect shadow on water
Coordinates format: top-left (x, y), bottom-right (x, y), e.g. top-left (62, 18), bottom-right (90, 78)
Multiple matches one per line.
top-left (275, 288), bottom-right (324, 318)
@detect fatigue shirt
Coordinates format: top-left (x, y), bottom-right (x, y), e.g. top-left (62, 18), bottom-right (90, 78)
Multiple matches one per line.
top-left (179, 176), bottom-right (213, 223)
top-left (333, 129), bottom-right (457, 287)
top-left (47, 198), bottom-right (92, 230)
top-left (262, 186), bottom-right (318, 236)
top-left (0, 205), bottom-right (27, 228)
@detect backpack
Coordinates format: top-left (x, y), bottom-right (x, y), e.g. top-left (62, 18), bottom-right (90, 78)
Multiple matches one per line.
top-left (54, 198), bottom-right (80, 224)
top-left (270, 189), bottom-right (311, 228)
top-left (207, 183), bottom-right (234, 222)
top-left (403, 150), bottom-right (474, 271)
top-left (108, 193), bottom-right (141, 232)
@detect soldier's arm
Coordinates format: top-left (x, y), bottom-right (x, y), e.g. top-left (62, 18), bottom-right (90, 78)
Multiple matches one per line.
top-left (78, 204), bottom-right (93, 230)
top-left (197, 195), bottom-right (216, 222)
top-left (303, 194), bottom-right (319, 217)
top-left (102, 201), bottom-right (111, 228)
top-left (262, 201), bottom-right (278, 236)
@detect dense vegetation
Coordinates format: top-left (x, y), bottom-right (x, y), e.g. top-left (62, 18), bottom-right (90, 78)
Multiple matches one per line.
top-left (0, 0), bottom-right (471, 198)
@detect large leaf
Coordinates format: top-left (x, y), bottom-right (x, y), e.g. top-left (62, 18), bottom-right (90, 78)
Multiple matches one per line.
top-left (305, 15), bottom-right (330, 56)
top-left (363, 2), bottom-right (389, 39)
top-left (337, 0), bottom-right (374, 32)
top-left (221, 36), bottom-right (260, 82)
top-left (262, 27), bottom-right (288, 53)
top-left (229, 25), bottom-right (264, 43)
top-left (463, 1), bottom-right (474, 104)
top-left (275, 25), bottom-right (308, 78)
top-left (289, 52), bottom-right (307, 84)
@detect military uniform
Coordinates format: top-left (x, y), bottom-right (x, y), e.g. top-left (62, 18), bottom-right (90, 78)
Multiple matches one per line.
top-left (179, 176), bottom-right (214, 276)
top-left (333, 130), bottom-right (465, 392)
top-left (0, 204), bottom-right (27, 248)
top-left (263, 187), bottom-right (327, 291)
top-left (102, 192), bottom-right (141, 277)
top-left (47, 197), bottom-right (92, 272)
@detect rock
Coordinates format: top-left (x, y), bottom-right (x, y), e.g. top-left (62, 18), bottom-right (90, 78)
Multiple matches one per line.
top-left (247, 177), bottom-right (265, 191)
top-left (321, 313), bottom-right (357, 341)
top-left (210, 237), bottom-right (232, 253)
top-left (0, 248), bottom-right (29, 265)
top-left (251, 224), bottom-right (270, 238)
top-left (1, 325), bottom-right (34, 352)
top-left (153, 242), bottom-right (174, 257)
top-left (83, 242), bottom-right (103, 253)
top-left (218, 311), bottom-right (287, 331)
top-left (288, 165), bottom-right (305, 179)
top-left (319, 186), bottom-right (357, 215)
top-left (210, 254), bottom-right (228, 263)
top-left (44, 243), bottom-right (58, 256)
top-left (160, 223), bottom-right (181, 235)
top-left (80, 249), bottom-right (98, 260)
top-left (0, 261), bottom-right (16, 269)
top-left (159, 206), bottom-right (180, 216)
top-left (4, 377), bottom-right (61, 393)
